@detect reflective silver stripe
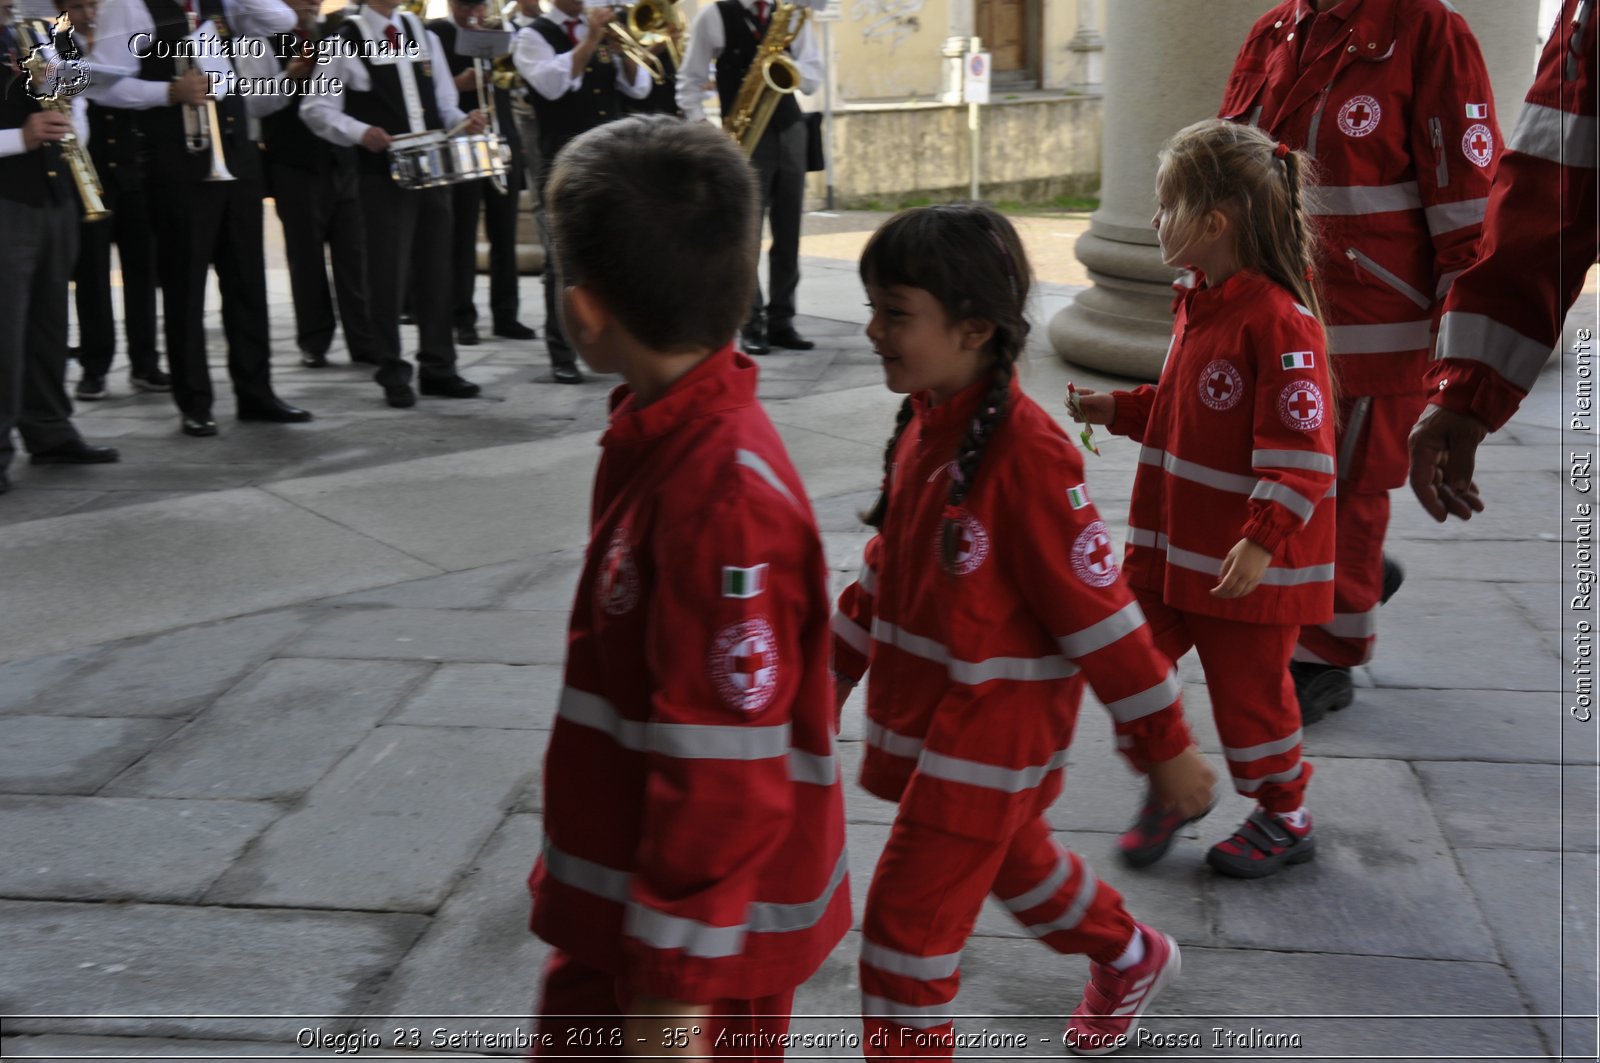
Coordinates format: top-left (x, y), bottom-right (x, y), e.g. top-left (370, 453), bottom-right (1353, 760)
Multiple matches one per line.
top-left (1424, 198), bottom-right (1488, 236)
top-left (1057, 601), bottom-right (1148, 660)
top-left (1223, 729), bottom-right (1304, 762)
top-left (1026, 862), bottom-right (1098, 937)
top-left (1164, 545), bottom-right (1334, 586)
top-left (870, 618), bottom-right (1079, 684)
top-left (1140, 445), bottom-right (1258, 494)
top-left (1320, 607), bottom-right (1379, 639)
top-left (999, 849), bottom-right (1071, 913)
top-left (1292, 644), bottom-right (1333, 666)
top-left (1249, 480), bottom-right (1319, 524)
top-left (1307, 181), bottom-right (1421, 215)
top-left (1510, 102), bottom-right (1599, 168)
top-left (1293, 302), bottom-right (1315, 318)
top-left (558, 686), bottom-right (791, 762)
top-left (1103, 671), bottom-right (1179, 724)
top-left (1436, 311), bottom-right (1554, 390)
top-left (861, 994), bottom-right (952, 1030)
top-left (544, 843), bottom-right (631, 904)
top-left (865, 720), bottom-right (924, 759)
top-left (917, 747), bottom-right (1071, 794)
top-left (1304, 93), bottom-right (1326, 160)
top-left (832, 611), bottom-right (871, 654)
top-left (1253, 449), bottom-right (1336, 475)
top-left (1346, 248), bottom-right (1432, 309)
top-left (734, 448), bottom-right (800, 510)
top-left (859, 563), bottom-right (878, 596)
top-left (1126, 527), bottom-right (1168, 550)
top-left (1435, 269), bottom-right (1463, 300)
top-left (1325, 320), bottom-right (1435, 355)
top-left (788, 747), bottom-right (838, 786)
top-left (861, 941), bottom-right (962, 981)
top-left (750, 848), bottom-right (849, 932)
top-left (626, 904), bottom-right (747, 958)
top-left (1233, 764), bottom-right (1306, 793)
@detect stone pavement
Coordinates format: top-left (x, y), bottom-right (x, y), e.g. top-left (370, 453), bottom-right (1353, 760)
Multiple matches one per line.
top-left (1, 210), bottom-right (1596, 1062)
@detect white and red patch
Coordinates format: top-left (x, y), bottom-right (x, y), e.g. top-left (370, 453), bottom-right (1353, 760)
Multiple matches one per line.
top-left (709, 617), bottom-right (779, 713)
top-left (1198, 359), bottom-right (1244, 412)
top-left (936, 508), bottom-right (991, 576)
top-left (1277, 379), bottom-right (1326, 431)
top-left (1070, 520), bottom-right (1119, 588)
top-left (1337, 95), bottom-right (1381, 137)
top-left (1461, 123), bottom-right (1494, 167)
top-left (594, 526), bottom-right (639, 616)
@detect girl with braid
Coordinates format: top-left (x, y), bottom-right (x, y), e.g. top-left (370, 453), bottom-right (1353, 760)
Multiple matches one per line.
top-left (1070, 119), bottom-right (1337, 880)
top-left (831, 203), bottom-right (1214, 1058)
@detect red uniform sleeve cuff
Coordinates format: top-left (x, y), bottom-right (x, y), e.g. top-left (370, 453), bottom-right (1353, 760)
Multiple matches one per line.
top-left (832, 638), bottom-right (868, 685)
top-left (1425, 360), bottom-right (1528, 432)
top-left (1241, 511), bottom-right (1292, 556)
top-left (1124, 708), bottom-right (1193, 770)
top-left (1107, 392), bottom-right (1146, 437)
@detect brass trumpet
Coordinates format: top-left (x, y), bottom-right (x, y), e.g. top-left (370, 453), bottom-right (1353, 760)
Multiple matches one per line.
top-left (724, 1), bottom-right (806, 156)
top-left (175, 6), bottom-right (235, 181)
top-left (17, 15), bottom-right (110, 221)
top-left (604, 8), bottom-right (664, 85)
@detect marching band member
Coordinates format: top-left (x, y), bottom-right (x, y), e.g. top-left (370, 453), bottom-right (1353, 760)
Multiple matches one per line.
top-left (300, 0), bottom-right (489, 408)
top-left (502, 0), bottom-right (539, 194)
top-left (512, 0), bottom-right (649, 384)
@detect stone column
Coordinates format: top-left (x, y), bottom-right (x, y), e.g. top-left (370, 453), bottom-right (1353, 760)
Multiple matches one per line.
top-left (1051, 0), bottom-right (1543, 381)
top-left (1067, 0), bottom-right (1104, 94)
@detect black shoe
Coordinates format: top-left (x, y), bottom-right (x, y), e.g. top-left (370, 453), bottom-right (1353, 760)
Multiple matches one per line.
top-left (181, 415), bottom-right (219, 437)
top-left (455, 325), bottom-right (480, 347)
top-left (384, 385), bottom-right (417, 408)
top-left (0, 470), bottom-right (9, 494)
top-left (130, 368), bottom-right (172, 392)
top-left (75, 373), bottom-right (108, 401)
top-left (1381, 554), bottom-right (1405, 605)
top-left (350, 353), bottom-right (383, 366)
top-left (768, 326), bottom-right (815, 351)
top-left (301, 350), bottom-right (330, 368)
top-left (1290, 661), bottom-right (1354, 726)
top-left (552, 363), bottom-right (584, 385)
top-left (237, 395), bottom-right (314, 423)
top-left (493, 321), bottom-right (537, 340)
top-left (419, 374), bottom-right (482, 399)
top-left (741, 328), bottom-right (769, 356)
top-left (30, 439), bottom-right (120, 464)
top-left (400, 311), bottom-right (416, 326)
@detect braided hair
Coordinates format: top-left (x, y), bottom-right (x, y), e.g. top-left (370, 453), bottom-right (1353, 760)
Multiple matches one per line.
top-left (857, 204), bottom-right (1033, 573)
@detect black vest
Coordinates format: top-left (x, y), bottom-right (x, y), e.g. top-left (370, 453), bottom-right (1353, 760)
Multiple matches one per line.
top-left (86, 101), bottom-right (146, 191)
top-left (527, 17), bottom-right (620, 166)
top-left (0, 60), bottom-right (74, 208)
top-left (623, 50), bottom-right (677, 117)
top-left (260, 26), bottom-right (354, 175)
top-left (336, 12), bottom-right (442, 176)
top-left (426, 17), bottom-right (520, 158)
top-left (136, 0), bottom-right (257, 182)
top-left (714, 0), bottom-right (799, 137)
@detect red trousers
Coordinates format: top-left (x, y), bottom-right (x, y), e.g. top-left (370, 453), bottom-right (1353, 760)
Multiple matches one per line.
top-left (534, 950), bottom-right (795, 1062)
top-left (1137, 591), bottom-right (1312, 814)
top-left (859, 805), bottom-right (1136, 1060)
top-left (1296, 392), bottom-right (1424, 668)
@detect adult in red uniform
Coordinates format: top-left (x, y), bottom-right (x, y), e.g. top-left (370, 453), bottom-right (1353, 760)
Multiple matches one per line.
top-left (1219, 0), bottom-right (1500, 720)
top-left (1411, 0), bottom-right (1598, 520)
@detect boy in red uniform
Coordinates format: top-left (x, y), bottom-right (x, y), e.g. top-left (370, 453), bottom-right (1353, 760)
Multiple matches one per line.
top-left (526, 115), bottom-right (850, 1056)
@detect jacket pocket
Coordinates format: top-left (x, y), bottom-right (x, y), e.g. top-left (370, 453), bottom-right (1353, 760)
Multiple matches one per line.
top-left (1344, 247), bottom-right (1432, 309)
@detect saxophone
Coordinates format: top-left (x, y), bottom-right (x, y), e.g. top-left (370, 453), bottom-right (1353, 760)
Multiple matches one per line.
top-left (17, 16), bottom-right (109, 221)
top-left (723, 2), bottom-right (806, 157)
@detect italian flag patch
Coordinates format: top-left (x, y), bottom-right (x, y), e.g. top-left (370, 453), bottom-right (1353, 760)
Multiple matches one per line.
top-left (1465, 103), bottom-right (1489, 119)
top-left (721, 564), bottom-right (768, 599)
top-left (1281, 351), bottom-right (1316, 370)
top-left (1066, 484), bottom-right (1090, 509)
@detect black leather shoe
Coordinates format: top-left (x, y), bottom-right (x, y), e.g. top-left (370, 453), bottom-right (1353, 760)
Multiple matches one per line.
top-left (419, 374), bottom-right (482, 398)
top-left (455, 325), bottom-right (480, 346)
top-left (741, 329), bottom-right (769, 356)
top-left (237, 395), bottom-right (314, 423)
top-left (30, 440), bottom-right (121, 465)
top-left (0, 470), bottom-right (10, 494)
top-left (493, 321), bottom-right (537, 340)
top-left (350, 353), bottom-right (382, 366)
top-left (300, 350), bottom-right (329, 368)
top-left (552, 363), bottom-right (584, 385)
top-left (768, 326), bottom-right (815, 351)
top-left (1290, 661), bottom-right (1354, 726)
top-left (181, 415), bottom-right (218, 437)
top-left (1380, 554), bottom-right (1405, 605)
top-left (385, 385), bottom-right (417, 408)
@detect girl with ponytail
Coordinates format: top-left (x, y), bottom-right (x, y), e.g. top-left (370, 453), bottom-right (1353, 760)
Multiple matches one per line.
top-left (832, 203), bottom-right (1214, 1057)
top-left (1070, 118), bottom-right (1338, 881)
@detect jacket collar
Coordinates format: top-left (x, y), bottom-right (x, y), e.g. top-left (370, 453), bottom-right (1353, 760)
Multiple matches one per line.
top-left (601, 344), bottom-right (755, 449)
top-left (911, 370), bottom-right (1018, 447)
top-left (1182, 268), bottom-right (1278, 313)
top-left (1263, 0), bottom-right (1399, 126)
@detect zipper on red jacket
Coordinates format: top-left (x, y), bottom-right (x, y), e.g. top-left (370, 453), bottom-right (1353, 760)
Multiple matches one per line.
top-left (1430, 117), bottom-right (1449, 189)
top-left (1344, 247), bottom-right (1432, 309)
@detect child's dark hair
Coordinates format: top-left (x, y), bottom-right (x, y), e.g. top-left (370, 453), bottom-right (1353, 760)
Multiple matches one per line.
top-left (546, 115), bottom-right (758, 352)
top-left (857, 203), bottom-right (1032, 572)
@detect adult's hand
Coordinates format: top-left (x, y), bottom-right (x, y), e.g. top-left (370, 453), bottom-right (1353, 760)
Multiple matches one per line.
top-left (359, 124), bottom-right (394, 152)
top-left (21, 110), bottom-right (73, 150)
top-left (1408, 404), bottom-right (1489, 522)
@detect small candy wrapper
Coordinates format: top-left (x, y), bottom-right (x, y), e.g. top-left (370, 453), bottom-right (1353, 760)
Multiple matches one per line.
top-left (1066, 383), bottom-right (1101, 456)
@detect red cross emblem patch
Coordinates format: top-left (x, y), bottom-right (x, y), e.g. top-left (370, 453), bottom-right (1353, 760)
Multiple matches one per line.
top-left (1070, 520), bottom-right (1119, 588)
top-left (593, 526), bottom-right (640, 617)
top-left (936, 508), bottom-right (991, 576)
top-left (1278, 379), bottom-right (1326, 431)
top-left (1337, 95), bottom-right (1381, 137)
top-left (709, 617), bottom-right (779, 713)
top-left (1461, 123), bottom-right (1494, 168)
top-left (1198, 359), bottom-right (1244, 412)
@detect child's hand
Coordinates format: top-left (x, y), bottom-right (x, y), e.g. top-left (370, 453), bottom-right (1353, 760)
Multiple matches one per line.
top-left (1065, 386), bottom-right (1115, 425)
top-left (1210, 538), bottom-right (1272, 598)
top-left (1146, 746), bottom-right (1215, 820)
top-left (625, 998), bottom-right (711, 1057)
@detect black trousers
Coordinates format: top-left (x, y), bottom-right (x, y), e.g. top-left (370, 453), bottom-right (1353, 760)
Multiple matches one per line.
top-left (0, 197), bottom-right (82, 472)
top-left (450, 171), bottom-right (521, 330)
top-left (270, 159), bottom-right (379, 361)
top-left (73, 169), bottom-right (160, 378)
top-left (749, 118), bottom-right (806, 330)
top-left (536, 159), bottom-right (576, 371)
top-left (359, 172), bottom-right (457, 389)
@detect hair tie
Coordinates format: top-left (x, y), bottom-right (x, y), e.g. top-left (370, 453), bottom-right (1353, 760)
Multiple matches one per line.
top-left (942, 505), bottom-right (964, 523)
top-left (1305, 265), bottom-right (1315, 282)
top-left (1274, 142), bottom-right (1291, 159)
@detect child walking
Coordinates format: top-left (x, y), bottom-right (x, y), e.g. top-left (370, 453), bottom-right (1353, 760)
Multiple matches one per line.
top-left (832, 203), bottom-right (1215, 1058)
top-left (526, 116), bottom-right (850, 1057)
top-left (1069, 119), bottom-right (1337, 879)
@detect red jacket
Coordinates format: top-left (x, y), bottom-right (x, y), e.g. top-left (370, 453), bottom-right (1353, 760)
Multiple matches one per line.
top-left (1429, 0), bottom-right (1598, 430)
top-left (1220, 0), bottom-right (1499, 397)
top-left (1109, 270), bottom-right (1337, 625)
top-left (529, 346), bottom-right (850, 1004)
top-left (832, 379), bottom-right (1194, 843)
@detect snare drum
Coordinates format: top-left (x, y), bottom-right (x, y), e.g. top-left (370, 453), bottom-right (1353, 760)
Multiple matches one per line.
top-left (389, 131), bottom-right (511, 189)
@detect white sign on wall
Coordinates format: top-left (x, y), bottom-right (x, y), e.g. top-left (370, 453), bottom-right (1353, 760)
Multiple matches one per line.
top-left (963, 50), bottom-right (991, 105)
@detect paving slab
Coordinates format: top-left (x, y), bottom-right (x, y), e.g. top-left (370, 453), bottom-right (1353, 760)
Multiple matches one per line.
top-left (0, 649), bottom-right (86, 713)
top-left (499, 547), bottom-right (587, 612)
top-left (1388, 470), bottom-right (1566, 543)
top-left (0, 795), bottom-right (280, 903)
top-left (0, 1035), bottom-right (331, 1060)
top-left (1415, 761), bottom-right (1598, 852)
top-left (1365, 579), bottom-right (1562, 691)
top-left (390, 663), bottom-right (564, 730)
top-left (284, 608), bottom-right (569, 666)
top-left (325, 560), bottom-right (544, 611)
top-left (0, 716), bottom-right (178, 794)
top-left (0, 901), bottom-right (428, 1041)
top-left (101, 658), bottom-right (430, 800)
top-left (206, 725), bottom-right (540, 912)
top-left (1302, 688), bottom-right (1570, 764)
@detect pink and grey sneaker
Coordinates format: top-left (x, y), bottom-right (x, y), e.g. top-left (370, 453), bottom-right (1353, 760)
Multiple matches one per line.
top-left (1206, 806), bottom-right (1315, 879)
top-left (1117, 790), bottom-right (1215, 868)
top-left (1064, 924), bottom-right (1181, 1056)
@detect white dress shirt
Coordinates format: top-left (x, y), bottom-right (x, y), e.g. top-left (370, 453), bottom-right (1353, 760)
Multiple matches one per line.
top-left (85, 0), bottom-right (294, 107)
top-left (298, 7), bottom-right (467, 147)
top-left (511, 12), bottom-right (650, 102)
top-left (0, 38), bottom-right (98, 157)
top-left (675, 0), bottom-right (819, 123)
